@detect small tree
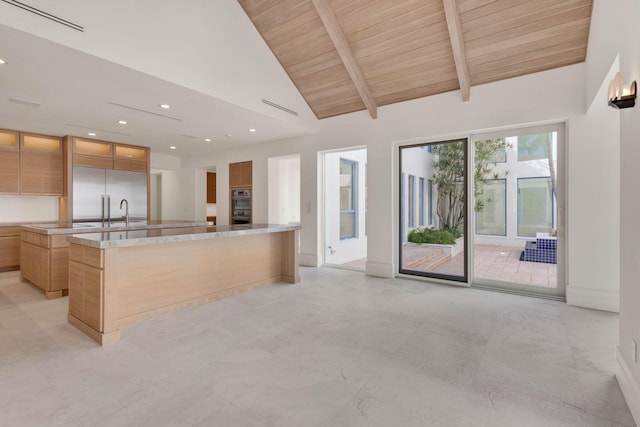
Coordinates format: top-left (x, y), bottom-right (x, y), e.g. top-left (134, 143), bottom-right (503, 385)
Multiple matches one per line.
top-left (431, 139), bottom-right (507, 232)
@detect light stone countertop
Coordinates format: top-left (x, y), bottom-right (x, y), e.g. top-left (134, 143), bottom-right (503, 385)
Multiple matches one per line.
top-left (68, 223), bottom-right (301, 249)
top-left (0, 220), bottom-right (65, 227)
top-left (21, 220), bottom-right (212, 235)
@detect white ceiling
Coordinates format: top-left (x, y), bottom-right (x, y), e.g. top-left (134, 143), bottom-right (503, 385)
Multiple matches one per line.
top-left (0, 0), bottom-right (319, 158)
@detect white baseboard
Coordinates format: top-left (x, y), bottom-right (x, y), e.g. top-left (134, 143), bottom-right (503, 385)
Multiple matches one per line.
top-left (299, 253), bottom-right (319, 267)
top-left (616, 345), bottom-right (640, 425)
top-left (365, 261), bottom-right (394, 278)
top-left (566, 286), bottom-right (619, 312)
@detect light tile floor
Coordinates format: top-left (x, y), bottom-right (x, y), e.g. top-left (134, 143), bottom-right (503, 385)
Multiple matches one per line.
top-left (0, 268), bottom-right (634, 427)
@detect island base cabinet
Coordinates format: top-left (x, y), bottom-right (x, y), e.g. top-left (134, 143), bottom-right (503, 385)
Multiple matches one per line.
top-left (20, 231), bottom-right (69, 299)
top-left (68, 230), bottom-right (299, 345)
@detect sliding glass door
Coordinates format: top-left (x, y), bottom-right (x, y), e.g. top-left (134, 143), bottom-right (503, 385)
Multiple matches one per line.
top-left (399, 139), bottom-right (467, 282)
top-left (472, 124), bottom-right (564, 297)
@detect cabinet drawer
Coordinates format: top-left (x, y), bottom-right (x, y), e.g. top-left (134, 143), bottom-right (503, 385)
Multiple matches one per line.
top-left (51, 235), bottom-right (69, 248)
top-left (21, 231), bottom-right (48, 247)
top-left (0, 226), bottom-right (21, 237)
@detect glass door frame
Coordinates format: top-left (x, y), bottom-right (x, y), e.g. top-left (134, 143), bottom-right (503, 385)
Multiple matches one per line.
top-left (398, 138), bottom-right (469, 283)
top-left (469, 122), bottom-right (566, 299)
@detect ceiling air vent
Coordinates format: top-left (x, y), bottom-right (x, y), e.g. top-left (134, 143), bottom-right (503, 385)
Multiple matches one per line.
top-left (1, 0), bottom-right (83, 32)
top-left (9, 97), bottom-right (40, 108)
top-left (262, 99), bottom-right (298, 116)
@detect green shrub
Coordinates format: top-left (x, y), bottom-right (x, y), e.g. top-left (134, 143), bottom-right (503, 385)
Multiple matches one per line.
top-left (407, 227), bottom-right (459, 245)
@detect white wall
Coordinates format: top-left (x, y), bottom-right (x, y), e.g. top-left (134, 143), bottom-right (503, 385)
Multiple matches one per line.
top-left (0, 196), bottom-right (59, 222)
top-left (566, 58), bottom-right (621, 313)
top-left (268, 155), bottom-right (300, 225)
top-left (614, 0), bottom-right (640, 422)
top-left (175, 64), bottom-right (588, 280)
top-left (150, 153), bottom-right (182, 220)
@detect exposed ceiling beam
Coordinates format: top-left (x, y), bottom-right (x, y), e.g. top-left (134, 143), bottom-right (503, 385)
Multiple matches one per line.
top-left (311, 0), bottom-right (378, 119)
top-left (442, 0), bottom-right (471, 101)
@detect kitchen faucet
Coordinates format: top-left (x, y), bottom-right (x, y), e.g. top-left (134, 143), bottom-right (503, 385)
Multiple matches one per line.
top-left (120, 199), bottom-right (129, 227)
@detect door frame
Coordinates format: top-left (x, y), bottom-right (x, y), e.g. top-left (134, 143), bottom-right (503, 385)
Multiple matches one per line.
top-left (397, 138), bottom-right (469, 283)
top-left (469, 122), bottom-right (566, 299)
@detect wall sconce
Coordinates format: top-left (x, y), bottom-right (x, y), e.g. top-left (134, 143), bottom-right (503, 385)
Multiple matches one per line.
top-left (608, 72), bottom-right (636, 109)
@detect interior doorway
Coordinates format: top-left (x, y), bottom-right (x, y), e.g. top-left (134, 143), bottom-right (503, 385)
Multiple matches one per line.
top-left (267, 154), bottom-right (300, 225)
top-left (322, 147), bottom-right (367, 271)
top-left (149, 172), bottom-right (162, 221)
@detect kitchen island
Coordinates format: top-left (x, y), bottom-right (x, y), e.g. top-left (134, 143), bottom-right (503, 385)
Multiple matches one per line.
top-left (20, 220), bottom-right (210, 298)
top-left (67, 224), bottom-right (300, 345)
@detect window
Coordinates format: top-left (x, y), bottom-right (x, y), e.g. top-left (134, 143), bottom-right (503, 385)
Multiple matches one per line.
top-left (419, 177), bottom-right (425, 226)
top-left (428, 179), bottom-right (434, 225)
top-left (340, 159), bottom-right (357, 239)
top-left (408, 175), bottom-right (415, 227)
top-left (475, 179), bottom-right (506, 236)
top-left (517, 177), bottom-right (553, 237)
top-left (517, 133), bottom-right (549, 161)
top-left (475, 138), bottom-right (507, 163)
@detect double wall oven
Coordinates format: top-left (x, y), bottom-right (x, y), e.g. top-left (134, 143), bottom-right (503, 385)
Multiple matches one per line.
top-left (231, 189), bottom-right (251, 224)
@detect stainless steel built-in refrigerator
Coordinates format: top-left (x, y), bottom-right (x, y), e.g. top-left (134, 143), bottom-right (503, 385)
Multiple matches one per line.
top-left (72, 166), bottom-right (147, 223)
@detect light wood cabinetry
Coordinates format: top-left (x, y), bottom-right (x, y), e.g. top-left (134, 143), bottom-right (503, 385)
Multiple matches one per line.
top-left (229, 161), bottom-right (252, 189)
top-left (19, 133), bottom-right (63, 195)
top-left (0, 226), bottom-right (21, 272)
top-left (207, 172), bottom-right (217, 203)
top-left (68, 228), bottom-right (299, 345)
top-left (0, 129), bottom-right (20, 194)
top-left (114, 144), bottom-right (148, 172)
top-left (72, 138), bottom-right (113, 169)
top-left (71, 138), bottom-right (149, 172)
top-left (20, 230), bottom-right (70, 299)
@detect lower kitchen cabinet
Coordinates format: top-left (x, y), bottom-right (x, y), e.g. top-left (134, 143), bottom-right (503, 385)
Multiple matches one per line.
top-left (0, 226), bottom-right (21, 271)
top-left (20, 230), bottom-right (69, 299)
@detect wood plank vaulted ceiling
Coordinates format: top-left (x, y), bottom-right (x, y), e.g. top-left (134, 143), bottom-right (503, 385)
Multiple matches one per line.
top-left (238, 0), bottom-right (593, 119)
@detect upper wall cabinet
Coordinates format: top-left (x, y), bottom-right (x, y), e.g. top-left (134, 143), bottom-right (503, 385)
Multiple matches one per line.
top-left (114, 144), bottom-right (148, 172)
top-left (20, 133), bottom-right (63, 196)
top-left (0, 129), bottom-right (20, 194)
top-left (71, 137), bottom-right (148, 172)
top-left (229, 161), bottom-right (252, 189)
top-left (72, 138), bottom-right (113, 169)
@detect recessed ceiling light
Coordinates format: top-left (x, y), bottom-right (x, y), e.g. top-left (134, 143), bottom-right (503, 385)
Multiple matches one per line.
top-left (169, 146), bottom-right (176, 150)
top-left (159, 104), bottom-right (171, 109)
top-left (118, 120), bottom-right (127, 125)
top-left (225, 134), bottom-right (232, 138)
top-left (248, 128), bottom-right (256, 132)
top-left (0, 59), bottom-right (6, 65)
top-left (205, 138), bottom-right (212, 142)
top-left (88, 132), bottom-right (96, 136)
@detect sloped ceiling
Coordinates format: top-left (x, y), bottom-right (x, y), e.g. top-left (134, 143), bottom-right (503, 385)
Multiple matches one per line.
top-left (239, 0), bottom-right (593, 119)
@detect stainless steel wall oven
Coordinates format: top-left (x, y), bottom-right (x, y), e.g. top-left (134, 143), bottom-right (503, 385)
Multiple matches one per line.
top-left (231, 189), bottom-right (251, 224)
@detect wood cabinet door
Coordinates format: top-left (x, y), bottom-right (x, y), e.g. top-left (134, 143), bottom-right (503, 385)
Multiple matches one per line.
top-left (40, 151), bottom-right (63, 195)
top-left (0, 235), bottom-right (20, 270)
top-left (240, 162), bottom-right (252, 187)
top-left (0, 149), bottom-right (20, 194)
top-left (207, 172), bottom-right (217, 203)
top-left (229, 161), bottom-right (252, 188)
top-left (20, 151), bottom-right (43, 194)
top-left (20, 151), bottom-right (63, 195)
